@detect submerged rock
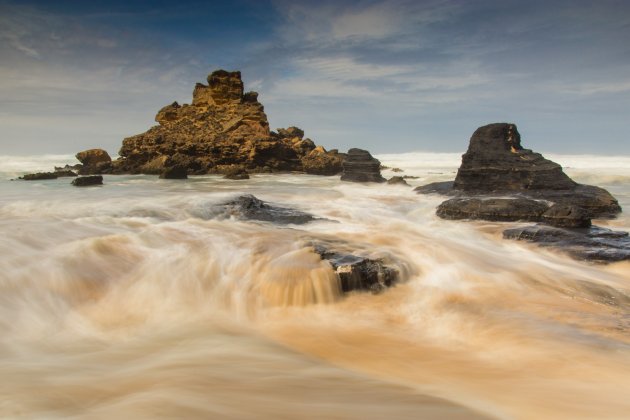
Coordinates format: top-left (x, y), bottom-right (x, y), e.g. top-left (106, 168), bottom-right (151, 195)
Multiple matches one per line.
top-left (20, 172), bottom-right (58, 181)
top-left (340, 148), bottom-right (386, 183)
top-left (312, 244), bottom-right (398, 293)
top-left (216, 195), bottom-right (316, 225)
top-left (503, 225), bottom-right (630, 263)
top-left (71, 175), bottom-right (103, 186)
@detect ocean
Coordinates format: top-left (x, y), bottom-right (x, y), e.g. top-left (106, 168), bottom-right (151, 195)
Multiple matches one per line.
top-left (0, 153), bottom-right (629, 419)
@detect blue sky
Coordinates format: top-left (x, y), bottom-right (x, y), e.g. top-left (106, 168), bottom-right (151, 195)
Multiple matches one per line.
top-left (1, 0), bottom-right (629, 155)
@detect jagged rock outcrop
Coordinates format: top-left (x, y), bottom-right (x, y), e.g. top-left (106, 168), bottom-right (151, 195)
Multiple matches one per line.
top-left (76, 149), bottom-right (112, 175)
top-left (340, 148), bottom-right (386, 183)
top-left (71, 175), bottom-right (103, 186)
top-left (223, 166), bottom-right (250, 180)
top-left (112, 70), bottom-right (343, 176)
top-left (416, 123), bottom-right (621, 219)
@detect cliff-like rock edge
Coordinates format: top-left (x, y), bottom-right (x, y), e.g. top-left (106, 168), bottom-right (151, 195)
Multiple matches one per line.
top-left (110, 70), bottom-right (343, 175)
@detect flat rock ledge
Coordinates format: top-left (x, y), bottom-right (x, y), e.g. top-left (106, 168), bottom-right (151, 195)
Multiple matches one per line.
top-left (503, 225), bottom-right (630, 263)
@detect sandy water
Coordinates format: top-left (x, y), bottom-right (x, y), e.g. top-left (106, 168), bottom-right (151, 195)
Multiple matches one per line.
top-left (0, 153), bottom-right (629, 419)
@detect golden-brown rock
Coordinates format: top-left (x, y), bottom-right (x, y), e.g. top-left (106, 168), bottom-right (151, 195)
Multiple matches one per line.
top-left (113, 70), bottom-right (342, 175)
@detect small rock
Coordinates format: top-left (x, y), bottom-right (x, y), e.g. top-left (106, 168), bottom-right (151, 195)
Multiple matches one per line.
top-left (76, 149), bottom-right (112, 175)
top-left (312, 244), bottom-right (398, 293)
top-left (216, 195), bottom-right (316, 225)
top-left (72, 175), bottom-right (103, 186)
top-left (20, 172), bottom-right (58, 181)
top-left (391, 167), bottom-right (404, 173)
top-left (387, 176), bottom-right (409, 186)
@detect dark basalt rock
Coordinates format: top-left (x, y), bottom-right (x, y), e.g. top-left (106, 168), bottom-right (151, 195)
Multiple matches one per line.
top-left (312, 244), bottom-right (398, 293)
top-left (216, 194), bottom-right (316, 225)
top-left (20, 172), bottom-right (58, 181)
top-left (71, 175), bottom-right (103, 186)
top-left (437, 197), bottom-right (550, 222)
top-left (387, 176), bottom-right (409, 186)
top-left (416, 123), bottom-right (621, 220)
top-left (503, 225), bottom-right (630, 263)
top-left (159, 165), bottom-right (188, 179)
top-left (340, 148), bottom-right (386, 183)
top-left (454, 123), bottom-right (576, 191)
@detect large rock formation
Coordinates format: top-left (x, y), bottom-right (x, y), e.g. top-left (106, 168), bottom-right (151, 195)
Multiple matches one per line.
top-left (453, 123), bottom-right (576, 191)
top-left (113, 70), bottom-right (343, 176)
top-left (416, 122), bottom-right (621, 219)
top-left (340, 148), bottom-right (386, 183)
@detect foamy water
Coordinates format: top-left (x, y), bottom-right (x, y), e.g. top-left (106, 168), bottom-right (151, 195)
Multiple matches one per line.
top-left (1, 153), bottom-right (629, 419)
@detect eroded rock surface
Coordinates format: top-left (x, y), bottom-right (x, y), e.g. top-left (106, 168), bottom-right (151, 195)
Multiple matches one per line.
top-left (112, 70), bottom-right (343, 175)
top-left (437, 198), bottom-right (549, 222)
top-left (76, 149), bottom-right (112, 175)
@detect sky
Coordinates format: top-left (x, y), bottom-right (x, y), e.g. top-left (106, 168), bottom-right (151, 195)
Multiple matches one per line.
top-left (1, 0), bottom-right (629, 156)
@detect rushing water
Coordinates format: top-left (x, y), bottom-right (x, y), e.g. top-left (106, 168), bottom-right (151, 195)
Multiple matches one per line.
top-left (1, 153), bottom-right (629, 419)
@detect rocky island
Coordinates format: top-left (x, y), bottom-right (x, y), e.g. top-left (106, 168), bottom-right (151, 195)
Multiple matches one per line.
top-left (102, 70), bottom-right (345, 176)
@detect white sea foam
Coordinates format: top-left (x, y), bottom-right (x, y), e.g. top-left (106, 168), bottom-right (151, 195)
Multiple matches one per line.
top-left (0, 155), bottom-right (629, 419)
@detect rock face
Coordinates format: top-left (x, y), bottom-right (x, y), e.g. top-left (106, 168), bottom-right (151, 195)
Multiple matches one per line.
top-left (223, 166), bottom-right (250, 180)
top-left (541, 204), bottom-right (591, 228)
top-left (453, 123), bottom-right (576, 191)
top-left (437, 198), bottom-right (549, 222)
top-left (113, 70), bottom-right (343, 175)
top-left (76, 149), bottom-right (112, 174)
top-left (312, 244), bottom-right (398, 293)
top-left (503, 225), bottom-right (630, 262)
top-left (71, 175), bottom-right (103, 186)
top-left (159, 165), bottom-right (188, 179)
top-left (214, 195), bottom-right (316, 225)
top-left (340, 148), bottom-right (386, 183)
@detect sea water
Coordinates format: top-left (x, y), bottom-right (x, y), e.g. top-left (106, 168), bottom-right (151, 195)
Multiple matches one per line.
top-left (0, 153), bottom-right (629, 419)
